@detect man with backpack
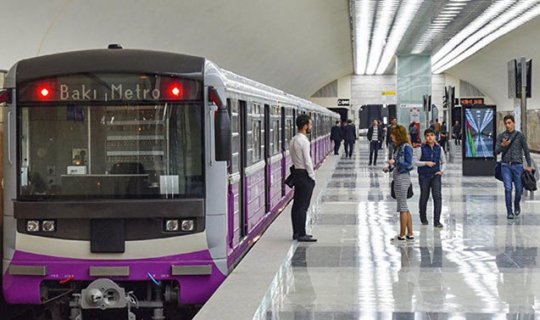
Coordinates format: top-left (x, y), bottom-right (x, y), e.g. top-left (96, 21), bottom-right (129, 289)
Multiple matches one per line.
top-left (496, 115), bottom-right (533, 219)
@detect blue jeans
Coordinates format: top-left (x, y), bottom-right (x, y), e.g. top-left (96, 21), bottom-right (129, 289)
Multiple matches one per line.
top-left (501, 163), bottom-right (524, 214)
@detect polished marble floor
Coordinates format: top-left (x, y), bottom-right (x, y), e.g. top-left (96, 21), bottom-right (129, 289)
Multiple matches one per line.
top-left (256, 141), bottom-right (540, 320)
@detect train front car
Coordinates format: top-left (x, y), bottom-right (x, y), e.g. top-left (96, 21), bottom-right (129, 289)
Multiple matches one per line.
top-left (2, 49), bottom-right (230, 318)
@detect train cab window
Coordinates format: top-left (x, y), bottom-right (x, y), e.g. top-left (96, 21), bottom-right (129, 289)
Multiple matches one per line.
top-left (18, 103), bottom-right (204, 200)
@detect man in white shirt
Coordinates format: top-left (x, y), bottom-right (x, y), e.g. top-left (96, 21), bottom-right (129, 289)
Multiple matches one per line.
top-left (289, 114), bottom-right (317, 242)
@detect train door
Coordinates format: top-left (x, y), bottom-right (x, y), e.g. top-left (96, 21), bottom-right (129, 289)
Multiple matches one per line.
top-left (281, 107), bottom-right (286, 197)
top-left (227, 99), bottom-right (247, 247)
top-left (238, 100), bottom-right (248, 238)
top-left (264, 104), bottom-right (271, 214)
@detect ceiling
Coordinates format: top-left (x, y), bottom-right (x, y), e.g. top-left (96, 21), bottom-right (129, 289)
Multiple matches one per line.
top-left (352, 0), bottom-right (540, 75)
top-left (0, 0), bottom-right (352, 98)
top-left (3, 0), bottom-right (540, 103)
top-left (447, 16), bottom-right (540, 111)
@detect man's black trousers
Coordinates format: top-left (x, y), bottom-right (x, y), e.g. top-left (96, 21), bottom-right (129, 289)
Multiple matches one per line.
top-left (369, 140), bottom-right (379, 165)
top-left (333, 140), bottom-right (341, 155)
top-left (291, 170), bottom-right (315, 237)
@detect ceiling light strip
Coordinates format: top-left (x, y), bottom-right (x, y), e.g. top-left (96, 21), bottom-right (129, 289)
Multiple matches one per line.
top-left (411, 0), bottom-right (473, 54)
top-left (434, 5), bottom-right (540, 73)
top-left (431, 0), bottom-right (516, 66)
top-left (365, 0), bottom-right (399, 75)
top-left (432, 0), bottom-right (536, 71)
top-left (375, 0), bottom-right (425, 74)
top-left (354, 0), bottom-right (375, 74)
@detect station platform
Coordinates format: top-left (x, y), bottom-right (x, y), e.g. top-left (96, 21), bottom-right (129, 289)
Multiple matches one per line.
top-left (196, 140), bottom-right (540, 320)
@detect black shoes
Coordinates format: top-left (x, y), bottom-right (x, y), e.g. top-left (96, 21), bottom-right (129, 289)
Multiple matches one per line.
top-left (391, 235), bottom-right (414, 241)
top-left (434, 223), bottom-right (443, 229)
top-left (515, 204), bottom-right (521, 216)
top-left (297, 235), bottom-right (317, 242)
top-left (421, 221), bottom-right (429, 226)
top-left (293, 234), bottom-right (317, 242)
top-left (507, 213), bottom-right (514, 219)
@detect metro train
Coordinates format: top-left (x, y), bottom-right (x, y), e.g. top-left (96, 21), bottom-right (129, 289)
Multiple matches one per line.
top-left (0, 47), bottom-right (338, 319)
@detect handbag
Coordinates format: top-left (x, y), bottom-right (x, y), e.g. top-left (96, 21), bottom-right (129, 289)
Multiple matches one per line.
top-left (522, 169), bottom-right (537, 191)
top-left (391, 180), bottom-right (414, 199)
top-left (495, 134), bottom-right (516, 181)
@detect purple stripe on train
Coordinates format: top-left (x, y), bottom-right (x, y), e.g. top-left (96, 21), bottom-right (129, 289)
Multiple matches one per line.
top-left (3, 250), bottom-right (225, 305)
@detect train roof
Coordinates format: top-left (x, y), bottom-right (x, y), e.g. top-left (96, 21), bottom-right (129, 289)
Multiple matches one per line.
top-left (219, 68), bottom-right (338, 117)
top-left (15, 48), bottom-right (205, 84)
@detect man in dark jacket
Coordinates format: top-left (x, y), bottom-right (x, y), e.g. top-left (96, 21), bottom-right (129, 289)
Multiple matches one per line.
top-left (414, 129), bottom-right (446, 228)
top-left (330, 121), bottom-right (343, 155)
top-left (452, 121), bottom-right (461, 145)
top-left (367, 119), bottom-right (383, 166)
top-left (496, 115), bottom-right (533, 219)
top-left (343, 119), bottom-right (356, 158)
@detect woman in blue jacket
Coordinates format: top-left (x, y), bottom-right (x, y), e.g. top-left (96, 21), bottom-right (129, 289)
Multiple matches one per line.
top-left (386, 125), bottom-right (414, 241)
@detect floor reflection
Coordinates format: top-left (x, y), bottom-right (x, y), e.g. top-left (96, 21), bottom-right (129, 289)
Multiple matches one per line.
top-left (257, 146), bottom-right (540, 320)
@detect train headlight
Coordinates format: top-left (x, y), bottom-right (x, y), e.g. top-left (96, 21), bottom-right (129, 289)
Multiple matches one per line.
top-left (26, 220), bottom-right (40, 232)
top-left (165, 219), bottom-right (179, 232)
top-left (181, 219), bottom-right (195, 232)
top-left (42, 220), bottom-right (56, 232)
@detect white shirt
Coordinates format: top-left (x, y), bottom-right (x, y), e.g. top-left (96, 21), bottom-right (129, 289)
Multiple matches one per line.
top-left (290, 133), bottom-right (316, 181)
top-left (372, 126), bottom-right (379, 141)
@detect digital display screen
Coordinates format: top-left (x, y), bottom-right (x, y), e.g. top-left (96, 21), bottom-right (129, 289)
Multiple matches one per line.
top-left (17, 73), bottom-right (203, 103)
top-left (464, 107), bottom-right (495, 158)
top-left (460, 98), bottom-right (484, 106)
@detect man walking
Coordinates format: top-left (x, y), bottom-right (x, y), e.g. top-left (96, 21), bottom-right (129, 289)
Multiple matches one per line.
top-left (452, 121), bottom-right (461, 145)
top-left (415, 129), bottom-right (446, 228)
top-left (330, 121), bottom-right (343, 155)
top-left (496, 115), bottom-right (533, 219)
top-left (387, 117), bottom-right (398, 159)
top-left (368, 119), bottom-right (383, 166)
top-left (409, 121), bottom-right (419, 144)
top-left (289, 114), bottom-right (317, 242)
top-left (343, 119), bottom-right (356, 158)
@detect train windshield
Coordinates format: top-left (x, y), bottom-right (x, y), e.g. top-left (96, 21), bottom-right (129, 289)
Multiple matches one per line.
top-left (18, 103), bottom-right (204, 200)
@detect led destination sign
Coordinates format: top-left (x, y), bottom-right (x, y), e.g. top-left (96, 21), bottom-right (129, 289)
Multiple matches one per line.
top-left (18, 74), bottom-right (202, 103)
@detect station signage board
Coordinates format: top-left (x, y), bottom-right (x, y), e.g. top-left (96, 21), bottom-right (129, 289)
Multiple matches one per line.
top-left (337, 99), bottom-right (350, 106)
top-left (460, 98), bottom-right (484, 106)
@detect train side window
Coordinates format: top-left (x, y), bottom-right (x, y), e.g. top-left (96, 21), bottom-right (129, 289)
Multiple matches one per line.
top-left (247, 102), bottom-right (263, 165)
top-left (252, 119), bottom-right (262, 163)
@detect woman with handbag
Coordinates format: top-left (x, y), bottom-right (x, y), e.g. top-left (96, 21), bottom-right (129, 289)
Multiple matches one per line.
top-left (385, 125), bottom-right (415, 241)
